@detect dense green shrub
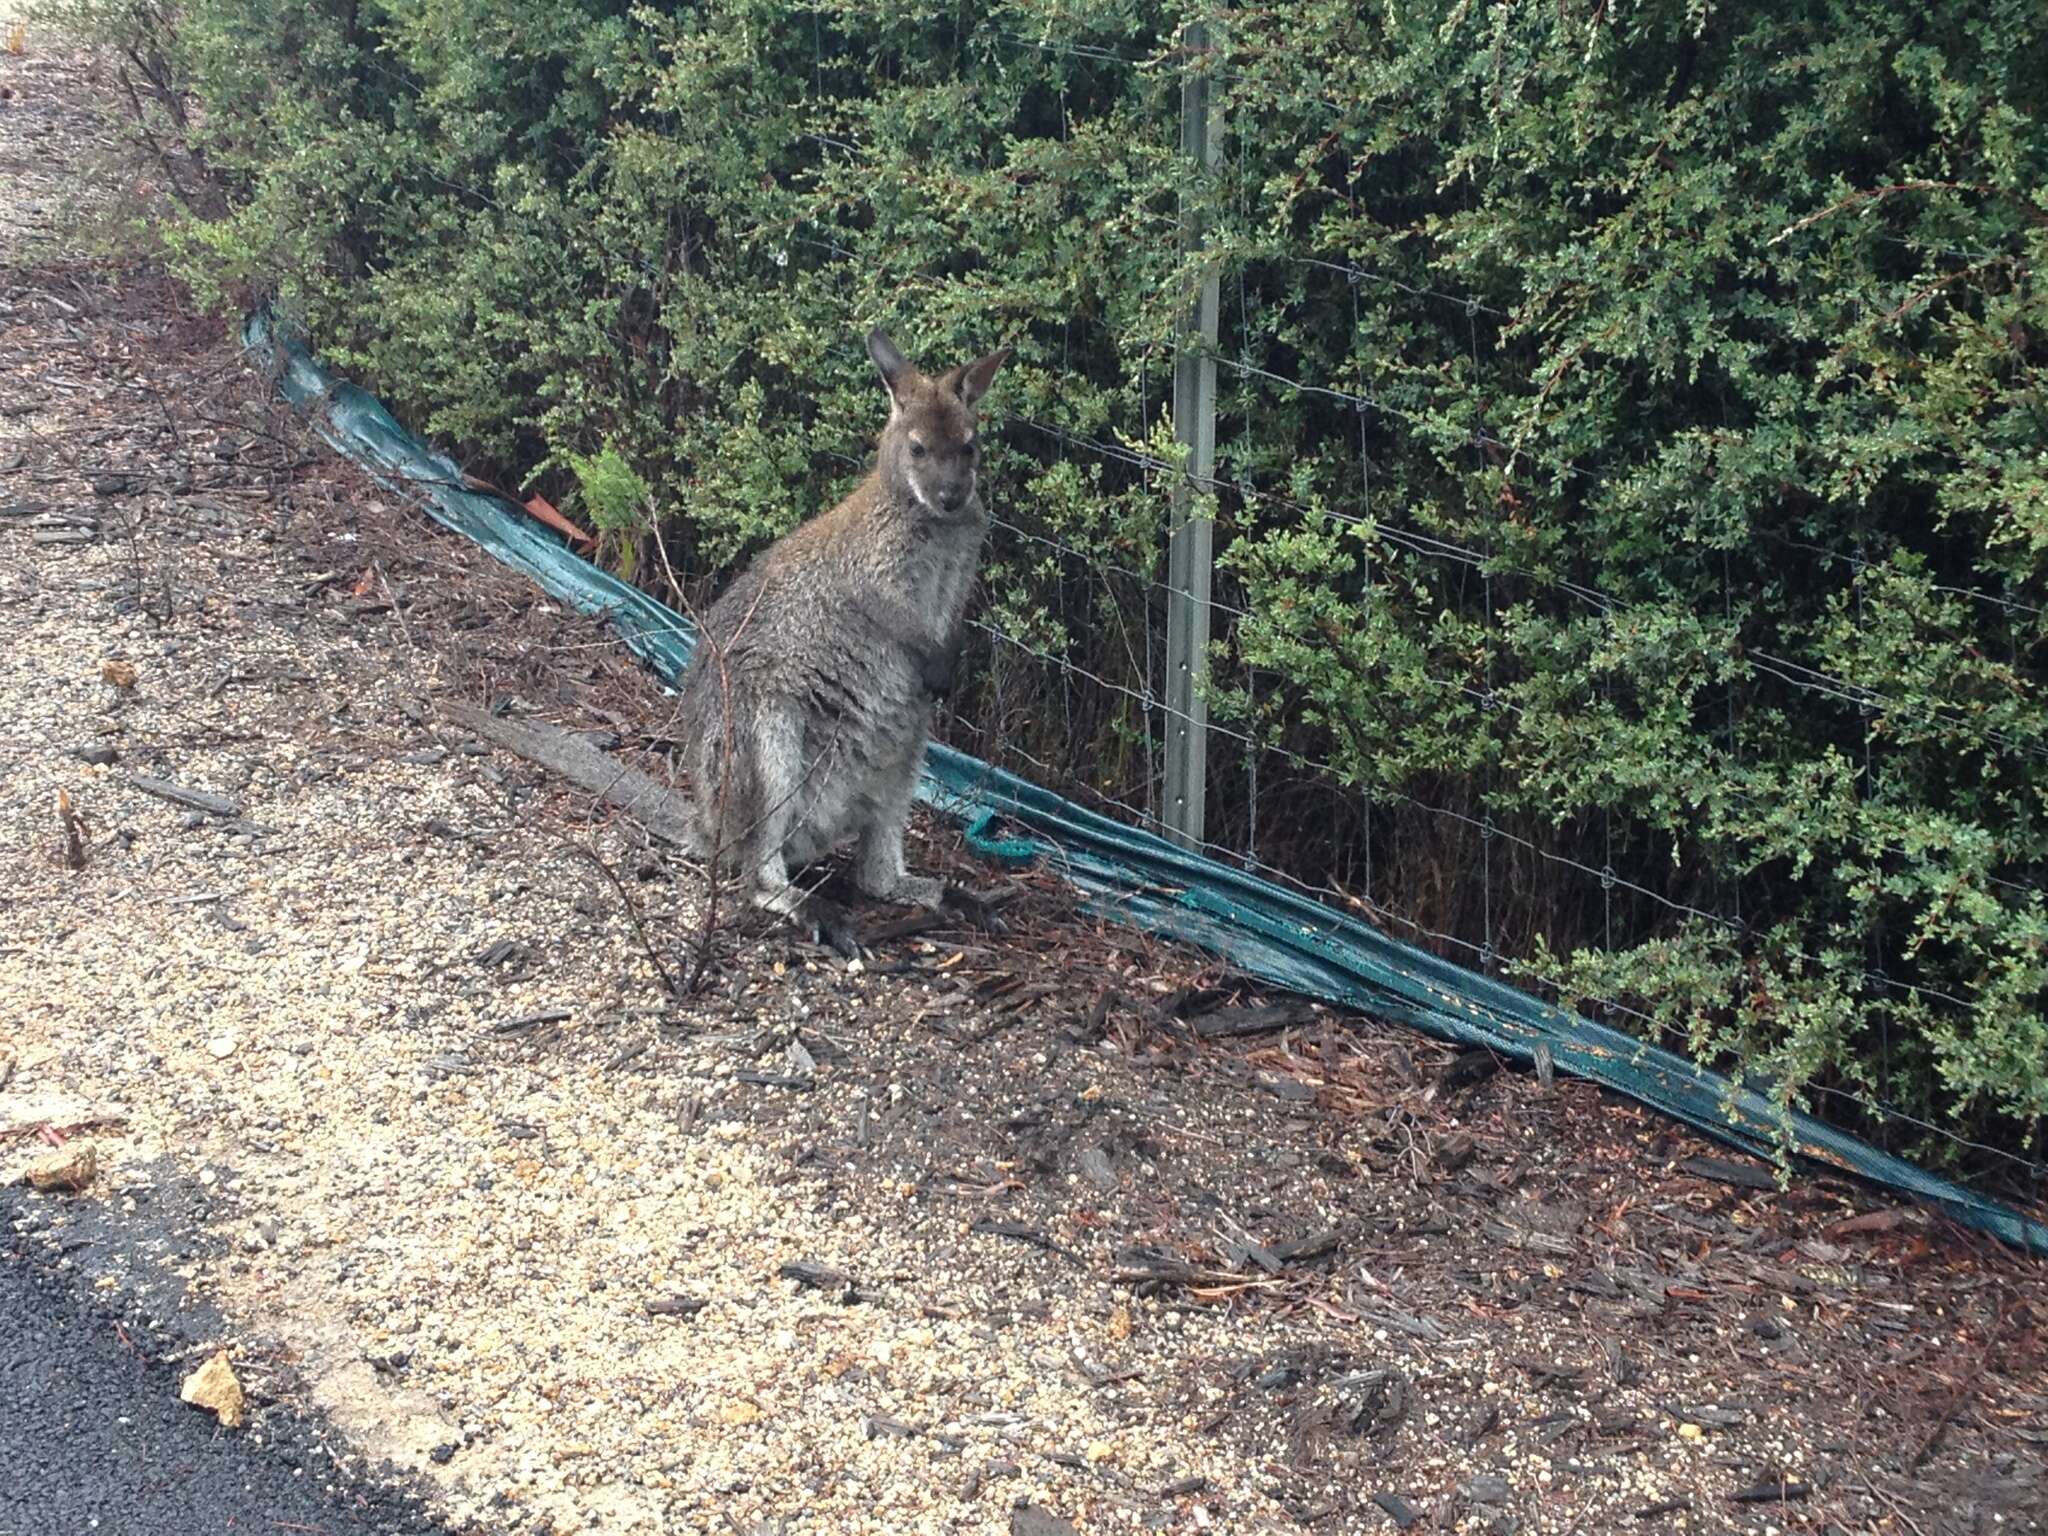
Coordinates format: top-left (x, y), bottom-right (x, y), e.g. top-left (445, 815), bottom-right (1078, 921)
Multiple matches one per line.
top-left (83, 0), bottom-right (2048, 1174)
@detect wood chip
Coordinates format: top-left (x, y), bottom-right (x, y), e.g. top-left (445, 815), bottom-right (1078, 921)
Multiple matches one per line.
top-left (778, 1260), bottom-right (853, 1294)
top-left (1514, 1358), bottom-right (1586, 1386)
top-left (1189, 1000), bottom-right (1315, 1038)
top-left (970, 1219), bottom-right (1079, 1261)
top-left (1270, 1227), bottom-right (1347, 1264)
top-left (24, 1141), bottom-right (97, 1192)
top-left (1370, 1492), bottom-right (1421, 1529)
top-left (1826, 1207), bottom-right (1910, 1238)
top-left (128, 774), bottom-right (242, 818)
top-left (1676, 1155), bottom-right (1779, 1191)
top-left (643, 1294), bottom-right (707, 1318)
top-left (492, 1007), bottom-right (570, 1035)
top-left (1731, 1480), bottom-right (1810, 1504)
top-left (862, 1414), bottom-right (920, 1439)
top-left (736, 1069), bottom-right (815, 1091)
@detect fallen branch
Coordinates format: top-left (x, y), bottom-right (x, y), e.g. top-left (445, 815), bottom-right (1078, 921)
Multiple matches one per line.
top-left (441, 701), bottom-right (698, 848)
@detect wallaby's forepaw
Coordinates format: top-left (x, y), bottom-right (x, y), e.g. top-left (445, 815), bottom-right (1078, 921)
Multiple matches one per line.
top-left (942, 883), bottom-right (1009, 935)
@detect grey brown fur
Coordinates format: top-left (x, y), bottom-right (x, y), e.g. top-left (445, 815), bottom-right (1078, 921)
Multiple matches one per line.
top-left (674, 328), bottom-right (1007, 941)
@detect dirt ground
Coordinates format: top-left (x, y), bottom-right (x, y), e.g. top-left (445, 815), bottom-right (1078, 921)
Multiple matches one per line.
top-left (6, 28), bottom-right (2048, 1536)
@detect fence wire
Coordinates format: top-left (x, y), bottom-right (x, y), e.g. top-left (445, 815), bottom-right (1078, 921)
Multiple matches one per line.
top-left (857, 16), bottom-right (2048, 1210)
top-left (428, 5), bottom-right (2047, 1213)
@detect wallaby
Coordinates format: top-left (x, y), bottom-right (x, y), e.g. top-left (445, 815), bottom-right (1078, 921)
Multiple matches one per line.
top-left (674, 328), bottom-right (1008, 954)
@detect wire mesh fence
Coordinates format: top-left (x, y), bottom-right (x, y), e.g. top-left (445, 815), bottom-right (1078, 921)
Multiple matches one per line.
top-left (719, 2), bottom-right (2048, 1219)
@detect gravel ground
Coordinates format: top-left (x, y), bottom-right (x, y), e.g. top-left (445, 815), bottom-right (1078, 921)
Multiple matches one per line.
top-left (6, 25), bottom-right (2048, 1536)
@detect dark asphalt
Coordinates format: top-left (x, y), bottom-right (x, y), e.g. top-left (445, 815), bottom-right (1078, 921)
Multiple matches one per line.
top-left (2, 1186), bottom-right (448, 1536)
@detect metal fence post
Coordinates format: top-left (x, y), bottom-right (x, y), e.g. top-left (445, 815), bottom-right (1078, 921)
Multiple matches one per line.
top-left (1165, 10), bottom-right (1221, 852)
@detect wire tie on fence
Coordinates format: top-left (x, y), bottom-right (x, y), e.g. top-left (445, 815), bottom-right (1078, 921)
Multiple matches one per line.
top-left (1480, 941), bottom-right (1497, 970)
top-left (1599, 863), bottom-right (1617, 892)
top-left (1480, 815), bottom-right (1496, 842)
top-left (1465, 297), bottom-right (1482, 318)
top-left (1141, 689), bottom-right (1156, 712)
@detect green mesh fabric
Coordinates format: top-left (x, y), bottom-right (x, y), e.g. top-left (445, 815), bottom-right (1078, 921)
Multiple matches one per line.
top-left (247, 311), bottom-right (2048, 1255)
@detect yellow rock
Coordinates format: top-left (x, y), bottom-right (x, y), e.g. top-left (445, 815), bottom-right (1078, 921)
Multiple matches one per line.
top-left (180, 1352), bottom-right (246, 1428)
top-left (24, 1142), bottom-right (97, 1193)
top-left (1107, 1306), bottom-right (1132, 1342)
top-left (1677, 1421), bottom-right (1704, 1441)
top-left (717, 1398), bottom-right (763, 1425)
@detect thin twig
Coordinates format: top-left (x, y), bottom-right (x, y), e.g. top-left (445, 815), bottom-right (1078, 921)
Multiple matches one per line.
top-left (1770, 179), bottom-right (1996, 245)
top-left (563, 841), bottom-right (680, 997)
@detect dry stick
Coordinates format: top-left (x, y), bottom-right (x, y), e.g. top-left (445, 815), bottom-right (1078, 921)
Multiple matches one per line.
top-left (372, 559), bottom-right (420, 659)
top-left (1769, 179), bottom-right (1998, 245)
top-left (656, 591), bottom-right (852, 979)
top-left (129, 367), bottom-right (185, 456)
top-left (1851, 1479), bottom-right (1929, 1536)
top-left (647, 516), bottom-right (757, 993)
top-left (562, 841), bottom-right (679, 997)
top-left (55, 789), bottom-right (88, 871)
top-left (440, 690), bottom-right (826, 990)
top-left (8, 367), bottom-right (155, 613)
top-left (1907, 1279), bottom-right (2010, 1471)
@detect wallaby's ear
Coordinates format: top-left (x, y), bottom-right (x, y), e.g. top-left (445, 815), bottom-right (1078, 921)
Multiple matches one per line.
top-left (948, 347), bottom-right (1010, 409)
top-left (867, 328), bottom-right (912, 403)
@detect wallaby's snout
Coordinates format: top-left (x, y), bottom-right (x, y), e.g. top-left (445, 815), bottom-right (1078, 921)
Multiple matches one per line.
top-left (866, 328), bottom-right (1008, 522)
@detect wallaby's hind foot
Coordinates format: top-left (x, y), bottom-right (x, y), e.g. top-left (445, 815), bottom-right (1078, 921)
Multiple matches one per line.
top-left (751, 880), bottom-right (868, 960)
top-left (800, 895), bottom-right (870, 961)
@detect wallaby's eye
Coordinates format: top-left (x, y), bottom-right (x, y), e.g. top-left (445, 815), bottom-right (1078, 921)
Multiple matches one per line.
top-left (909, 440), bottom-right (927, 459)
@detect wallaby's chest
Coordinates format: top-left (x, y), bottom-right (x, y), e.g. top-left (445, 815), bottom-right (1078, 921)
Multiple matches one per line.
top-left (909, 524), bottom-right (983, 625)
top-left (860, 499), bottom-right (984, 633)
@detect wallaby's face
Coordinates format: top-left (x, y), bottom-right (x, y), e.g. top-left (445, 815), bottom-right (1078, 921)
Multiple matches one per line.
top-left (866, 330), bottom-right (1008, 520)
